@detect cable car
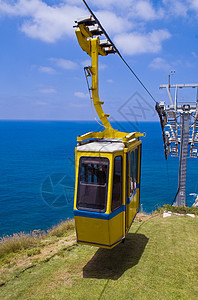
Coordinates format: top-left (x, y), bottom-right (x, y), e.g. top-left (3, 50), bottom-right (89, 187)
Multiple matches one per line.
top-left (73, 16), bottom-right (145, 249)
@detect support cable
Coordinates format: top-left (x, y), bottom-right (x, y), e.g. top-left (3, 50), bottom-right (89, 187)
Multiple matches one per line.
top-left (82, 0), bottom-right (157, 104)
top-left (84, 67), bottom-right (107, 129)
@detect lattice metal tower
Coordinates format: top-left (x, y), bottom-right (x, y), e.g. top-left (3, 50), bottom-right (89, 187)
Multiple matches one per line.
top-left (156, 83), bottom-right (198, 206)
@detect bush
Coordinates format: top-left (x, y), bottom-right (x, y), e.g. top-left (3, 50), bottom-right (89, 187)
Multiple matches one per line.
top-left (0, 232), bottom-right (39, 259)
top-left (47, 219), bottom-right (75, 237)
top-left (155, 205), bottom-right (198, 215)
top-left (0, 219), bottom-right (75, 259)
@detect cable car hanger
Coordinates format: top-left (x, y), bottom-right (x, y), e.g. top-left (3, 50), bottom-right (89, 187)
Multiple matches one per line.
top-left (74, 14), bottom-right (146, 142)
top-left (81, 0), bottom-right (157, 105)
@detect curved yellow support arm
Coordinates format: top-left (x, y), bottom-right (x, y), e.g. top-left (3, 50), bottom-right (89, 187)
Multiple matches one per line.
top-left (91, 38), bottom-right (112, 129)
top-left (75, 27), bottom-right (112, 129)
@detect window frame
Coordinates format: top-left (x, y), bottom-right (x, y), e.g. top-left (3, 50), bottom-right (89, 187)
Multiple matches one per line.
top-left (77, 156), bottom-right (109, 213)
top-left (129, 147), bottom-right (140, 196)
top-left (111, 155), bottom-right (123, 212)
top-left (134, 148), bottom-right (138, 189)
top-left (129, 150), bottom-right (134, 196)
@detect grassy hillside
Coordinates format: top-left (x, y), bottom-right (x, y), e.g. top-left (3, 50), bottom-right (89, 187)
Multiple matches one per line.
top-left (0, 214), bottom-right (198, 300)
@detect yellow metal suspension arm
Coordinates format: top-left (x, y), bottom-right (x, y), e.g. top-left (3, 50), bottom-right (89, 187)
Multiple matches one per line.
top-left (91, 38), bottom-right (112, 129)
top-left (75, 26), bottom-right (112, 129)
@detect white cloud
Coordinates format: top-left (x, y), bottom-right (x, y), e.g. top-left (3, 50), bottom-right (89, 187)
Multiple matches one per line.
top-left (74, 92), bottom-right (89, 99)
top-left (96, 10), bottom-right (132, 34)
top-left (129, 1), bottom-right (164, 20)
top-left (35, 101), bottom-right (48, 105)
top-left (0, 0), bottom-right (175, 56)
top-left (162, 0), bottom-right (188, 17)
top-left (188, 0), bottom-right (198, 11)
top-left (38, 66), bottom-right (56, 74)
top-left (81, 0), bottom-right (133, 10)
top-left (187, 0), bottom-right (198, 15)
top-left (0, 0), bottom-right (87, 42)
top-left (87, 0), bottom-right (191, 20)
top-left (39, 88), bottom-right (56, 94)
top-left (50, 58), bottom-right (78, 70)
top-left (0, 4), bottom-right (129, 52)
top-left (168, 0), bottom-right (198, 16)
top-left (79, 0), bottom-right (164, 21)
top-left (114, 29), bottom-right (171, 55)
top-left (149, 57), bottom-right (171, 71)
top-left (107, 79), bottom-right (114, 83)
top-left (172, 1), bottom-right (188, 17)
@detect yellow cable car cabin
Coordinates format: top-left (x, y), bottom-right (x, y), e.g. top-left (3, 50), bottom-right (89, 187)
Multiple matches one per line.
top-left (74, 138), bottom-right (142, 249)
top-left (73, 16), bottom-right (145, 249)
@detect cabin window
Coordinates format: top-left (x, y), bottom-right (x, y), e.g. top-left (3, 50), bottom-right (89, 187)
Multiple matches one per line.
top-left (77, 157), bottom-right (109, 212)
top-left (130, 151), bottom-right (134, 195)
top-left (134, 148), bottom-right (138, 189)
top-left (130, 148), bottom-right (139, 195)
top-left (126, 152), bottom-right (129, 200)
top-left (111, 156), bottom-right (122, 211)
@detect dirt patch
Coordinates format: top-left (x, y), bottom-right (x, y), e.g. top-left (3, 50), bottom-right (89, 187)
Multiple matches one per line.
top-left (135, 213), bottom-right (151, 222)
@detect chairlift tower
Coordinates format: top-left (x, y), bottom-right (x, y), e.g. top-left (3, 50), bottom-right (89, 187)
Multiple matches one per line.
top-left (156, 83), bottom-right (198, 206)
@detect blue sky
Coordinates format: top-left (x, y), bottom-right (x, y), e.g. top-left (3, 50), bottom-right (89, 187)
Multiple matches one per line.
top-left (0, 0), bottom-right (198, 121)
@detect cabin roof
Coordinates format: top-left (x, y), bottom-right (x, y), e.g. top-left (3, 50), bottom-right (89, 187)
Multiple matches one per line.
top-left (77, 140), bottom-right (125, 153)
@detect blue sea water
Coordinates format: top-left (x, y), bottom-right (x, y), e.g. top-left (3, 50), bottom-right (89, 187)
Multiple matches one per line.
top-left (0, 120), bottom-right (197, 237)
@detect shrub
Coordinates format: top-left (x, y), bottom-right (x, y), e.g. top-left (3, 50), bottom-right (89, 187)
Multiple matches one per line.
top-left (0, 230), bottom-right (45, 259)
top-left (47, 219), bottom-right (75, 237)
top-left (0, 233), bottom-right (36, 259)
top-left (155, 205), bottom-right (198, 215)
top-left (0, 219), bottom-right (75, 259)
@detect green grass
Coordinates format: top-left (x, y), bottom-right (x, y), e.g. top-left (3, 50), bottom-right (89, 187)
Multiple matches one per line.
top-left (0, 215), bottom-right (198, 299)
top-left (26, 248), bottom-right (41, 257)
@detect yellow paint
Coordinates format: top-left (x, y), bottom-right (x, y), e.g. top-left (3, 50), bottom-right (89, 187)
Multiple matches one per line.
top-left (77, 131), bottom-right (145, 143)
top-left (126, 190), bottom-right (140, 230)
top-left (74, 210), bottom-right (124, 248)
top-left (109, 211), bottom-right (124, 245)
top-left (74, 216), bottom-right (110, 246)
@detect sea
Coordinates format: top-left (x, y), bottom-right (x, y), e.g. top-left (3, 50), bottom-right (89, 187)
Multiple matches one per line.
top-left (0, 120), bottom-right (197, 237)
